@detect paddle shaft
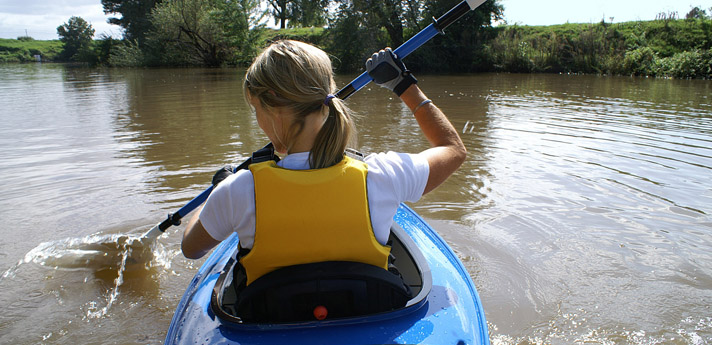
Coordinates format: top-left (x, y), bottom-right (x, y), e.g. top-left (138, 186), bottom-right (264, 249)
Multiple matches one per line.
top-left (143, 0), bottom-right (487, 239)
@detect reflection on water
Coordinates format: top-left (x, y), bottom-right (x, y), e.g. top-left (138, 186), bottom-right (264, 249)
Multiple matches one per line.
top-left (0, 64), bottom-right (711, 344)
top-left (436, 74), bottom-right (712, 344)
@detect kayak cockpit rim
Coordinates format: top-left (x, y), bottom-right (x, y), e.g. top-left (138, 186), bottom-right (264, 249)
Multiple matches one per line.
top-left (209, 222), bottom-right (433, 328)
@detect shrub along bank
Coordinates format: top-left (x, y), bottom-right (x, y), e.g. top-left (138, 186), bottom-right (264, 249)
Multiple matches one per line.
top-left (2, 18), bottom-right (711, 79)
top-left (485, 18), bottom-right (712, 78)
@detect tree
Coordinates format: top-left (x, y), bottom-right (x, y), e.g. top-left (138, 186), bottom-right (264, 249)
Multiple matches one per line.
top-left (102, 0), bottom-right (163, 45)
top-left (287, 0), bottom-right (329, 28)
top-left (686, 6), bottom-right (709, 20)
top-left (266, 0), bottom-right (327, 29)
top-left (216, 0), bottom-right (266, 65)
top-left (57, 16), bottom-right (95, 62)
top-left (415, 0), bottom-right (504, 72)
top-left (150, 0), bottom-right (263, 66)
top-left (267, 0), bottom-right (289, 28)
top-left (361, 0), bottom-right (405, 47)
top-left (327, 0), bottom-right (503, 72)
top-left (330, 0), bottom-right (406, 47)
top-left (326, 0), bottom-right (414, 71)
top-left (327, 1), bottom-right (380, 72)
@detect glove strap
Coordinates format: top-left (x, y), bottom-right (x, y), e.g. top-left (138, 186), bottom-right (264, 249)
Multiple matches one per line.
top-left (393, 72), bottom-right (417, 96)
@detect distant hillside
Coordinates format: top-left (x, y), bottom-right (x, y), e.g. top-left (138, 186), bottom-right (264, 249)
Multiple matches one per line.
top-left (0, 38), bottom-right (63, 63)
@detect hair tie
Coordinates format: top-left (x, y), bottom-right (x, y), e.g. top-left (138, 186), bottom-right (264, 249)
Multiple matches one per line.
top-left (324, 94), bottom-right (336, 106)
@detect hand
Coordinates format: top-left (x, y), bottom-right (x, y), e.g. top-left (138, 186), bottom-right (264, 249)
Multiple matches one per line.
top-left (365, 48), bottom-right (417, 96)
top-left (212, 165), bottom-right (236, 187)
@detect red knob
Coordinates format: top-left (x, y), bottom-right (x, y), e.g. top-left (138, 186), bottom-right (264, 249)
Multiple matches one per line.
top-left (313, 305), bottom-right (328, 320)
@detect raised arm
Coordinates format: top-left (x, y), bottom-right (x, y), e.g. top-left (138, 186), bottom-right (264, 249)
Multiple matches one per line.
top-left (366, 48), bottom-right (466, 195)
top-left (400, 85), bottom-right (466, 194)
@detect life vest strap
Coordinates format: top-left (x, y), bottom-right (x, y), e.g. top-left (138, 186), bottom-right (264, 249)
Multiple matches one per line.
top-left (251, 144), bottom-right (280, 164)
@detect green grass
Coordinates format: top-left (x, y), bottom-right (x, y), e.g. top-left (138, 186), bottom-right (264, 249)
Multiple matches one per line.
top-left (0, 38), bottom-right (64, 62)
top-left (484, 18), bottom-right (712, 78)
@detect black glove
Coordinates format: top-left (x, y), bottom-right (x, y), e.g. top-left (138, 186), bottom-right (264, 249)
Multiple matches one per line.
top-left (212, 165), bottom-right (236, 187)
top-left (365, 48), bottom-right (417, 96)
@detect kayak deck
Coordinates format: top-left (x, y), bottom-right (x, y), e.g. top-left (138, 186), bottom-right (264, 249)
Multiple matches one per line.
top-left (165, 204), bottom-right (489, 344)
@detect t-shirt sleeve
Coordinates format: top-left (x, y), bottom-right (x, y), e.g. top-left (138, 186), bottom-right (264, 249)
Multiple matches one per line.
top-left (198, 170), bottom-right (255, 243)
top-left (366, 151), bottom-right (430, 203)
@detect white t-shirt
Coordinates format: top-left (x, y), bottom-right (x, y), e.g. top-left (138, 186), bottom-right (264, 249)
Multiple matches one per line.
top-left (199, 151), bottom-right (430, 248)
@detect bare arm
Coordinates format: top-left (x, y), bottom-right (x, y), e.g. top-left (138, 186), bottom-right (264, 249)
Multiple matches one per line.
top-left (181, 206), bottom-right (220, 259)
top-left (400, 84), bottom-right (466, 195)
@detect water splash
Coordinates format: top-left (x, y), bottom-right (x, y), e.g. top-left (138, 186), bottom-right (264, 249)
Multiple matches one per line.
top-left (84, 235), bottom-right (134, 319)
top-left (1, 230), bottom-right (164, 319)
top-left (23, 233), bottom-right (157, 270)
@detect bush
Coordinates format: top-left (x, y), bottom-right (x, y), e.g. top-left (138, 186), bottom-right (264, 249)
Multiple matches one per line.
top-left (503, 41), bottom-right (536, 72)
top-left (486, 27), bottom-right (538, 72)
top-left (600, 53), bottom-right (626, 75)
top-left (17, 36), bottom-right (34, 42)
top-left (623, 47), bottom-right (658, 76)
top-left (109, 40), bottom-right (144, 67)
top-left (657, 49), bottom-right (712, 78)
top-left (482, 18), bottom-right (712, 78)
top-left (93, 35), bottom-right (118, 66)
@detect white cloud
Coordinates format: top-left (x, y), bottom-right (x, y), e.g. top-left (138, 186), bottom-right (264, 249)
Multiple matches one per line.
top-left (501, 0), bottom-right (706, 25)
top-left (0, 2), bottom-right (121, 40)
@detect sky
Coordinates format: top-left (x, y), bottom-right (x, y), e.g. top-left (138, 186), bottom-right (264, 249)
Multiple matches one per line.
top-left (499, 0), bottom-right (711, 26)
top-left (0, 0), bottom-right (119, 40)
top-left (1, 0), bottom-right (711, 40)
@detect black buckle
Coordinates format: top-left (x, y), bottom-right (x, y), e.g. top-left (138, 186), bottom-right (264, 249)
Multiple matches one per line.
top-left (251, 143), bottom-right (280, 164)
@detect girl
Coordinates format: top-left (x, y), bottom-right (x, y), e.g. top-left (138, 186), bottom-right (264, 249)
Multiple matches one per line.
top-left (181, 40), bottom-right (465, 287)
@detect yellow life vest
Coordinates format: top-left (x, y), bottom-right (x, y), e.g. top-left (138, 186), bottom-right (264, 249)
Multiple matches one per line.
top-left (240, 156), bottom-right (391, 285)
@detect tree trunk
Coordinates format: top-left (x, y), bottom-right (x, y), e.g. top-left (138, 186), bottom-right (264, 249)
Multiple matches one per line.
top-left (383, 1), bottom-right (403, 47)
top-left (280, 0), bottom-right (287, 28)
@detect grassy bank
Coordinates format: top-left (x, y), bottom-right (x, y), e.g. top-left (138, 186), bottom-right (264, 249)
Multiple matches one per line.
top-left (485, 18), bottom-right (712, 78)
top-left (0, 38), bottom-right (63, 63)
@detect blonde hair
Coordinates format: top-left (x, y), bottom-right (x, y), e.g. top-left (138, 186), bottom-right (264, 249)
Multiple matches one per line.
top-left (244, 40), bottom-right (355, 169)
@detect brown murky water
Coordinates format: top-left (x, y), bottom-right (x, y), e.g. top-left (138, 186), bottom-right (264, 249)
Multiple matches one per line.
top-left (1, 64), bottom-right (710, 344)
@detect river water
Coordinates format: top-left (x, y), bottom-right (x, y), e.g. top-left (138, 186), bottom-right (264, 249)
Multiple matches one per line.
top-left (0, 63), bottom-right (710, 344)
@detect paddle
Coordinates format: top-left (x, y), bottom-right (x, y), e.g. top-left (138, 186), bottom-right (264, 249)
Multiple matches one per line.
top-left (141, 0), bottom-right (488, 241)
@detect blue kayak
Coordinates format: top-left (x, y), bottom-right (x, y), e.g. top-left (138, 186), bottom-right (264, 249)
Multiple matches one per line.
top-left (165, 204), bottom-right (489, 345)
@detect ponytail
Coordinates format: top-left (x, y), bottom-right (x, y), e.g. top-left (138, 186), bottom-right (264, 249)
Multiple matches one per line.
top-left (311, 97), bottom-right (355, 169)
